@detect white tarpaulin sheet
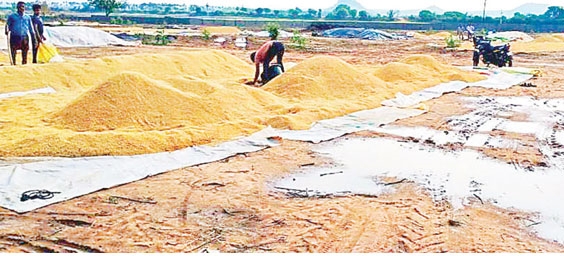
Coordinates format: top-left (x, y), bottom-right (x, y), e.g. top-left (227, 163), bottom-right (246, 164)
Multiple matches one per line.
top-left (0, 87), bottom-right (55, 100)
top-left (382, 69), bottom-right (533, 108)
top-left (44, 26), bottom-right (139, 48)
top-left (274, 136), bottom-right (564, 244)
top-left (0, 128), bottom-right (279, 213)
top-left (0, 67), bottom-right (534, 213)
top-left (276, 95), bottom-right (564, 244)
top-left (0, 26), bottom-right (138, 50)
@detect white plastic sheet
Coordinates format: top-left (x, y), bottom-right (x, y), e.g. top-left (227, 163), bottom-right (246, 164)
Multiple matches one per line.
top-left (276, 95), bottom-right (564, 245)
top-left (44, 26), bottom-right (139, 48)
top-left (382, 69), bottom-right (533, 108)
top-left (0, 87), bottom-right (56, 100)
top-left (275, 136), bottom-right (564, 244)
top-left (0, 128), bottom-right (279, 213)
top-left (0, 67), bottom-right (534, 213)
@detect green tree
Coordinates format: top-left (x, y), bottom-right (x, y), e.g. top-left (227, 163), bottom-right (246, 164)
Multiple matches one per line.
top-left (386, 10), bottom-right (398, 21)
top-left (440, 11), bottom-right (467, 22)
top-left (544, 6), bottom-right (564, 19)
top-left (509, 12), bottom-right (527, 23)
top-left (330, 4), bottom-right (352, 19)
top-left (349, 9), bottom-right (357, 19)
top-left (418, 10), bottom-right (435, 22)
top-left (307, 8), bottom-right (317, 18)
top-left (288, 7), bottom-right (301, 18)
top-left (358, 10), bottom-right (369, 20)
top-left (88, 0), bottom-right (124, 17)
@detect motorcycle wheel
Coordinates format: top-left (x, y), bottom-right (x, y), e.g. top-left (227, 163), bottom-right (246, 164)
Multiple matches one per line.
top-left (507, 57), bottom-right (513, 67)
top-left (472, 52), bottom-right (480, 67)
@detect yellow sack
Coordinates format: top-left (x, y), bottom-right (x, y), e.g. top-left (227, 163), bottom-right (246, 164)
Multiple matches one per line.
top-left (37, 42), bottom-right (59, 64)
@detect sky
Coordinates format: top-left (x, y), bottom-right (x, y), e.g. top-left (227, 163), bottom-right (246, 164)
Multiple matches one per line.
top-left (114, 0), bottom-right (563, 11)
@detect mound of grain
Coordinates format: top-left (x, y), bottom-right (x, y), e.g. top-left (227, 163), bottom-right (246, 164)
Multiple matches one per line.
top-left (534, 35), bottom-right (564, 43)
top-left (263, 56), bottom-right (393, 101)
top-left (202, 26), bottom-right (241, 35)
top-left (0, 52), bottom-right (489, 157)
top-left (0, 50), bottom-right (253, 94)
top-left (49, 72), bottom-right (218, 132)
top-left (374, 55), bottom-right (485, 93)
top-left (554, 34), bottom-right (564, 41)
top-left (430, 31), bottom-right (453, 39)
top-left (412, 32), bottom-right (428, 39)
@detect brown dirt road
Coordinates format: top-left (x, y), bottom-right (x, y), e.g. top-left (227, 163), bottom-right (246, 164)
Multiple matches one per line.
top-left (1, 33), bottom-right (564, 252)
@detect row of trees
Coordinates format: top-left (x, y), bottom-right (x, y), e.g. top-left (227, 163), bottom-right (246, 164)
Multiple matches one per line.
top-left (81, 0), bottom-right (564, 25)
top-left (416, 6), bottom-right (564, 24)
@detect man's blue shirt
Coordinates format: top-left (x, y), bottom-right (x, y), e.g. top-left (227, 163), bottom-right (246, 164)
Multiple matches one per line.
top-left (6, 12), bottom-right (35, 38)
top-left (31, 15), bottom-right (44, 38)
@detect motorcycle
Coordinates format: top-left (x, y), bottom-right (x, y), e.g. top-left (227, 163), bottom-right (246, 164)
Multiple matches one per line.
top-left (472, 35), bottom-right (513, 67)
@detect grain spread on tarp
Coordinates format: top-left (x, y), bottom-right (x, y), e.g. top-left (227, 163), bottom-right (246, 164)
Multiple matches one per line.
top-left (0, 50), bottom-right (485, 157)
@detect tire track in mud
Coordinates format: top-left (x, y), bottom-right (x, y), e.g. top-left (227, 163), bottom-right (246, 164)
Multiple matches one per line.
top-left (0, 235), bottom-right (102, 253)
top-left (385, 197), bottom-right (449, 253)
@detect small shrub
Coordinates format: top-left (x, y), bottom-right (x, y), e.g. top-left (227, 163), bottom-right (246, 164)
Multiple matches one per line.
top-left (290, 30), bottom-right (307, 50)
top-left (154, 29), bottom-right (170, 45)
top-left (139, 29), bottom-right (170, 46)
top-left (445, 35), bottom-right (461, 48)
top-left (202, 29), bottom-right (211, 40)
top-left (266, 22), bottom-right (280, 40)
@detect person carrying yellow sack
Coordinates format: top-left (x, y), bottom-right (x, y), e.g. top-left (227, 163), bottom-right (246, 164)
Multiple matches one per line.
top-left (30, 3), bottom-right (61, 64)
top-left (37, 42), bottom-right (59, 63)
top-left (31, 4), bottom-right (46, 64)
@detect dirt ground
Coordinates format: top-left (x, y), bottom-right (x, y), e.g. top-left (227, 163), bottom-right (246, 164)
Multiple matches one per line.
top-left (1, 32), bottom-right (564, 252)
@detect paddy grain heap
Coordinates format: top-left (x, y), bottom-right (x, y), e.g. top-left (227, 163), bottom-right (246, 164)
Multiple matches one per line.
top-left (0, 51), bottom-right (485, 157)
top-left (374, 54), bottom-right (485, 93)
top-left (50, 72), bottom-right (215, 132)
top-left (462, 34), bottom-right (564, 53)
top-left (263, 56), bottom-right (393, 101)
top-left (202, 26), bottom-right (241, 34)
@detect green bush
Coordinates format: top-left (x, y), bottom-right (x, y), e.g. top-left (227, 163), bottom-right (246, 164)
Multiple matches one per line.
top-left (154, 29), bottom-right (170, 45)
top-left (290, 30), bottom-right (307, 50)
top-left (202, 29), bottom-right (211, 40)
top-left (110, 17), bottom-right (134, 25)
top-left (445, 35), bottom-right (461, 48)
top-left (139, 29), bottom-right (170, 46)
top-left (266, 22), bottom-right (280, 40)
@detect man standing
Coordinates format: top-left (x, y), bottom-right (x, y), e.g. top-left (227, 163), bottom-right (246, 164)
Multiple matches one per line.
top-left (5, 1), bottom-right (36, 65)
top-left (249, 41), bottom-right (285, 85)
top-left (31, 4), bottom-right (46, 64)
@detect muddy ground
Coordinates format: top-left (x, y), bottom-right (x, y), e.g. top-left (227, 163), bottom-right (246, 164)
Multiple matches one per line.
top-left (1, 33), bottom-right (564, 252)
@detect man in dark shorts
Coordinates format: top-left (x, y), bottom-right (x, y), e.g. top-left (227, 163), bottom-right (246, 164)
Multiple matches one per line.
top-left (5, 1), bottom-right (36, 65)
top-left (249, 41), bottom-right (285, 85)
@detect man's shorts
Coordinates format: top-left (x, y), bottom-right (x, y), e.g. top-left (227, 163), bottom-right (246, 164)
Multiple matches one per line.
top-left (10, 34), bottom-right (30, 51)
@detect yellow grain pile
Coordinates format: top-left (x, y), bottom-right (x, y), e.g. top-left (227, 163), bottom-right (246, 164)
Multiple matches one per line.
top-left (373, 55), bottom-right (485, 94)
top-left (533, 34), bottom-right (564, 43)
top-left (0, 52), bottom-right (10, 65)
top-left (49, 72), bottom-right (216, 132)
top-left (511, 38), bottom-right (564, 53)
top-left (457, 34), bottom-right (564, 53)
top-left (431, 31), bottom-right (453, 39)
top-left (202, 26), bottom-right (241, 35)
top-left (0, 51), bottom-right (485, 157)
top-left (263, 56), bottom-right (393, 100)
